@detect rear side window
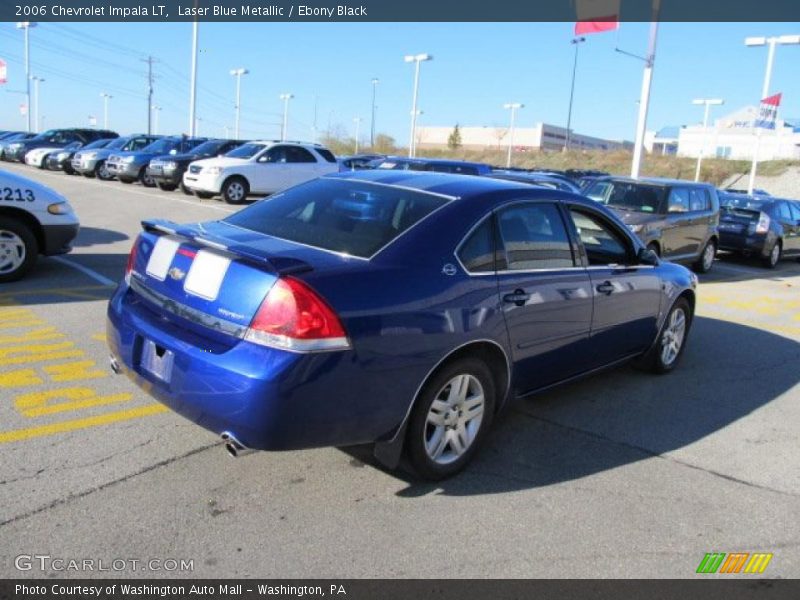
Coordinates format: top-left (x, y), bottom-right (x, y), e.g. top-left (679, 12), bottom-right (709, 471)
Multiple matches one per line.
top-left (689, 188), bottom-right (711, 211)
top-left (789, 203), bottom-right (800, 221)
top-left (668, 188), bottom-right (691, 213)
top-left (458, 219), bottom-right (495, 273)
top-left (284, 146), bottom-right (317, 163)
top-left (496, 203), bottom-right (575, 270)
top-left (316, 148), bottom-right (337, 163)
top-left (224, 178), bottom-right (449, 258)
top-left (777, 202), bottom-right (792, 220)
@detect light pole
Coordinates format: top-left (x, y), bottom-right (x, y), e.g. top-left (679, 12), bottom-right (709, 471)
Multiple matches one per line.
top-left (565, 37), bottom-right (585, 151)
top-left (370, 78), bottom-right (379, 149)
top-left (404, 53), bottom-right (432, 157)
top-left (100, 92), bottom-right (112, 130)
top-left (353, 117), bottom-right (362, 153)
top-left (16, 22), bottom-right (36, 133)
top-left (31, 76), bottom-right (44, 133)
top-left (691, 98), bottom-right (724, 182)
top-left (744, 34), bottom-right (800, 194)
top-left (151, 105), bottom-right (161, 135)
top-left (279, 93), bottom-right (293, 141)
top-left (230, 68), bottom-right (248, 139)
top-left (503, 103), bottom-right (524, 168)
top-left (630, 0), bottom-right (662, 179)
top-left (188, 17), bottom-right (199, 136)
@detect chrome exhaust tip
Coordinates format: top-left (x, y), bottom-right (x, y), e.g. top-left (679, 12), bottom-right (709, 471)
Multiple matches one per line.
top-left (109, 354), bottom-right (122, 375)
top-left (221, 431), bottom-right (256, 458)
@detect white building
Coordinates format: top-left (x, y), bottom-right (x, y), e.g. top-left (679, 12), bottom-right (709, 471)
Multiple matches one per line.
top-left (415, 123), bottom-right (631, 152)
top-left (647, 106), bottom-right (800, 161)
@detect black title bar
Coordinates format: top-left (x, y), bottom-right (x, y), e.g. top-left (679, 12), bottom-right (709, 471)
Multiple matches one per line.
top-left (3, 0), bottom-right (800, 22)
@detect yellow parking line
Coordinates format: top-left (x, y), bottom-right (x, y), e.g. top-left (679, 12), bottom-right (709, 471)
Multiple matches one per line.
top-left (0, 403), bottom-right (168, 444)
top-left (91, 333), bottom-right (107, 342)
top-left (0, 286), bottom-right (112, 299)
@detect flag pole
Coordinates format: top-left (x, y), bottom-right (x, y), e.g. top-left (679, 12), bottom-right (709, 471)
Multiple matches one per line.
top-left (748, 38), bottom-right (777, 195)
top-left (630, 0), bottom-right (661, 179)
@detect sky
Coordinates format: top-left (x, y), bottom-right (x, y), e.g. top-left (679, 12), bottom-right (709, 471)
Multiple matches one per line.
top-left (1, 21), bottom-right (800, 145)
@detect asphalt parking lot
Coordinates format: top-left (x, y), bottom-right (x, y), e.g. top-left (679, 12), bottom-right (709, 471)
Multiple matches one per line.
top-left (0, 162), bottom-right (799, 579)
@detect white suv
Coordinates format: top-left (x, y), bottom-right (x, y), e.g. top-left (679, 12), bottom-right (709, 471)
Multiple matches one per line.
top-left (182, 140), bottom-right (339, 204)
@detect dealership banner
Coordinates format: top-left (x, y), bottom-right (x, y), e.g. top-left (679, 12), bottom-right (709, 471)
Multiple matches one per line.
top-left (2, 580), bottom-right (800, 600)
top-left (755, 93), bottom-right (782, 130)
top-left (2, 0), bottom-right (800, 22)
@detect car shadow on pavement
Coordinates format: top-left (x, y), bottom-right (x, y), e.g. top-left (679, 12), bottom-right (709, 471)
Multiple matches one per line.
top-left (706, 252), bottom-right (800, 283)
top-left (71, 226), bottom-right (130, 247)
top-left (352, 317), bottom-right (800, 497)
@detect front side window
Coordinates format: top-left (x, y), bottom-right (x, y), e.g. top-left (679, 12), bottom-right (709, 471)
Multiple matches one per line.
top-left (496, 203), bottom-right (575, 271)
top-left (458, 219), bottom-right (495, 273)
top-left (570, 209), bottom-right (631, 266)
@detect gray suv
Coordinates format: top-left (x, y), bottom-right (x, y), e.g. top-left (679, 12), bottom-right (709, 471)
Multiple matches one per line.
top-left (585, 177), bottom-right (720, 273)
top-left (72, 134), bottom-right (161, 180)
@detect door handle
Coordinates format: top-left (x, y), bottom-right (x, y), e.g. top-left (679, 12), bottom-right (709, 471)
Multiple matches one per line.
top-left (596, 281), bottom-right (615, 295)
top-left (503, 289), bottom-right (530, 306)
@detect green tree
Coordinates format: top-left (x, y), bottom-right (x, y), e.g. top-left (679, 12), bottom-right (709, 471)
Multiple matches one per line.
top-left (373, 133), bottom-right (397, 154)
top-left (447, 124), bottom-right (462, 150)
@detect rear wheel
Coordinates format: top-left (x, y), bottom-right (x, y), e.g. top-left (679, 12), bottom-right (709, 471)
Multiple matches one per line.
top-left (0, 217), bottom-right (38, 283)
top-left (157, 182), bottom-right (177, 192)
top-left (693, 239), bottom-right (716, 273)
top-left (405, 358), bottom-right (495, 480)
top-left (221, 176), bottom-right (249, 204)
top-left (634, 297), bottom-right (692, 374)
top-left (762, 240), bottom-right (781, 269)
top-left (139, 168), bottom-right (156, 188)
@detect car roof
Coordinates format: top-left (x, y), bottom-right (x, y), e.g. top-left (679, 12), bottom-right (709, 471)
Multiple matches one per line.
top-left (603, 176), bottom-right (713, 188)
top-left (328, 169), bottom-right (596, 206)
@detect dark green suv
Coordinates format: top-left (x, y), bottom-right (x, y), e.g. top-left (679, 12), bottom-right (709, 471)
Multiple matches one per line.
top-left (585, 177), bottom-right (720, 273)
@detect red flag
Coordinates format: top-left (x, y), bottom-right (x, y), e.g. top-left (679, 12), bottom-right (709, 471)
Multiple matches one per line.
top-left (575, 0), bottom-right (620, 35)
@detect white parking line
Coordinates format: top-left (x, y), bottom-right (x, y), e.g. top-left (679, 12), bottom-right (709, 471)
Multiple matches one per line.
top-left (49, 256), bottom-right (116, 287)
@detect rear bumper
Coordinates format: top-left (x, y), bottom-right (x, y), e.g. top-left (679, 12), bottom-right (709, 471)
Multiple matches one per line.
top-left (719, 231), bottom-right (770, 257)
top-left (42, 223), bottom-right (80, 255)
top-left (106, 286), bottom-right (413, 451)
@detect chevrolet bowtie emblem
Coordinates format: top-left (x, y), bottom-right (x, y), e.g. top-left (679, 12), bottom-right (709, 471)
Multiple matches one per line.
top-left (168, 267), bottom-right (186, 281)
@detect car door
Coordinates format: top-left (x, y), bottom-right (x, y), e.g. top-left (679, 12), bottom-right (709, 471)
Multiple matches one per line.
top-left (685, 187), bottom-right (716, 257)
top-left (777, 201), bottom-right (800, 255)
top-left (565, 205), bottom-right (663, 366)
top-left (662, 187), bottom-right (695, 258)
top-left (283, 146), bottom-right (321, 188)
top-left (787, 202), bottom-right (800, 255)
top-left (252, 145), bottom-right (291, 193)
top-left (493, 201), bottom-right (594, 393)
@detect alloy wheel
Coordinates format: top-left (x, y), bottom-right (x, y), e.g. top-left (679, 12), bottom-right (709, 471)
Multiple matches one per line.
top-left (424, 374), bottom-right (485, 465)
top-left (0, 230), bottom-right (27, 275)
top-left (660, 307), bottom-right (687, 367)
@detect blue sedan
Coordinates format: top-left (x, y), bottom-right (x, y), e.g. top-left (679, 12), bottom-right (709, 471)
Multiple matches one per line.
top-left (107, 170), bottom-right (697, 479)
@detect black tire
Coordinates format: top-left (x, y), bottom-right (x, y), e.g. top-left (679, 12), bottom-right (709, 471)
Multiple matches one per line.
top-left (180, 182), bottom-right (193, 196)
top-left (634, 297), bottom-right (692, 374)
top-left (139, 168), bottom-right (156, 188)
top-left (196, 192), bottom-right (213, 199)
top-left (405, 357), bottom-right (496, 480)
top-left (692, 239), bottom-right (716, 273)
top-left (761, 240), bottom-right (781, 269)
top-left (646, 242), bottom-right (661, 257)
top-left (157, 182), bottom-right (177, 192)
top-left (0, 217), bottom-right (38, 283)
top-left (95, 160), bottom-right (113, 181)
top-left (221, 176), bottom-right (249, 204)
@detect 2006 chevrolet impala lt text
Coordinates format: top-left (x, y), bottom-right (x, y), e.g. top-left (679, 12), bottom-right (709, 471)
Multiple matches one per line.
top-left (106, 171), bottom-right (697, 479)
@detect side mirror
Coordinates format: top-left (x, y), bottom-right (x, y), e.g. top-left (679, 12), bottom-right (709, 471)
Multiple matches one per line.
top-left (637, 247), bottom-right (659, 266)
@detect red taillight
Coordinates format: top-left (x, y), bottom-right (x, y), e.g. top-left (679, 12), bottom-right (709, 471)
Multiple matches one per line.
top-left (245, 277), bottom-right (349, 352)
top-left (124, 235), bottom-right (140, 285)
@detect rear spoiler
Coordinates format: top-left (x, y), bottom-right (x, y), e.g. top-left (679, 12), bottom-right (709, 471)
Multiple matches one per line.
top-left (141, 219), bottom-right (313, 275)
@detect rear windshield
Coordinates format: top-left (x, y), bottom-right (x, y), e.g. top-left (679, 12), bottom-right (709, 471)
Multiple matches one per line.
top-left (224, 178), bottom-right (449, 258)
top-left (719, 195), bottom-right (766, 210)
top-left (588, 181), bottom-right (666, 213)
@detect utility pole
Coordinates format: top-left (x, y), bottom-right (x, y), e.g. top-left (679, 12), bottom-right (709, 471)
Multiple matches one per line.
top-left (141, 56), bottom-right (157, 135)
top-left (353, 117), bottom-right (362, 153)
top-left (565, 37), bottom-right (586, 151)
top-left (630, 0), bottom-right (661, 179)
top-left (189, 15), bottom-right (199, 137)
top-left (100, 93), bottom-right (112, 130)
top-left (31, 76), bottom-right (44, 133)
top-left (370, 78), bottom-right (379, 149)
top-left (16, 22), bottom-right (36, 133)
